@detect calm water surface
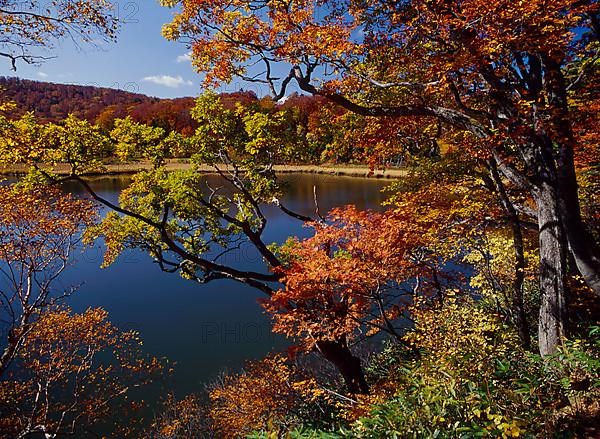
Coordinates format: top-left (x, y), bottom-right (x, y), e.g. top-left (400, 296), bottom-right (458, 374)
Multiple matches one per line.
top-left (58, 173), bottom-right (389, 399)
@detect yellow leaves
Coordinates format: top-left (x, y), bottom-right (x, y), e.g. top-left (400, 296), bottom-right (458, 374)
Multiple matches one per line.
top-left (0, 111), bottom-right (109, 173)
top-left (485, 413), bottom-right (523, 438)
top-left (406, 297), bottom-right (520, 382)
top-left (463, 228), bottom-right (538, 303)
top-left (208, 354), bottom-right (323, 436)
top-left (471, 408), bottom-right (523, 437)
top-left (1, 306), bottom-right (164, 438)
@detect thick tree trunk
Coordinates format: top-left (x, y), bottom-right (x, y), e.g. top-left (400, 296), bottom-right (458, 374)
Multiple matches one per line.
top-left (555, 135), bottom-right (600, 296)
top-left (544, 56), bottom-right (600, 296)
top-left (315, 339), bottom-right (369, 394)
top-left (534, 182), bottom-right (569, 356)
top-left (557, 153), bottom-right (600, 296)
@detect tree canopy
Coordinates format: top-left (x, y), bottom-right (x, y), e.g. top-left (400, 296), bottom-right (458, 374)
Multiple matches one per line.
top-left (0, 2), bottom-right (598, 427)
top-left (160, 0), bottom-right (600, 355)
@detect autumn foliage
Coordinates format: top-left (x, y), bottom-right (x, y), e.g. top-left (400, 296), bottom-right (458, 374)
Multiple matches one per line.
top-left (208, 355), bottom-right (328, 437)
top-left (265, 207), bottom-right (427, 345)
top-left (0, 185), bottom-right (97, 373)
top-left (0, 0), bottom-right (119, 70)
top-left (0, 307), bottom-right (163, 438)
top-left (0, 185), bottom-right (163, 437)
top-left (0, 0), bottom-right (599, 435)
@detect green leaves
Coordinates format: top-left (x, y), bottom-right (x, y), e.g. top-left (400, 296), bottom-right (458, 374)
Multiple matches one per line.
top-left (0, 111), bottom-right (108, 173)
top-left (110, 116), bottom-right (167, 166)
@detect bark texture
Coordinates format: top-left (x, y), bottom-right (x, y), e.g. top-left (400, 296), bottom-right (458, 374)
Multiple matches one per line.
top-left (535, 182), bottom-right (569, 356)
top-left (316, 340), bottom-right (369, 394)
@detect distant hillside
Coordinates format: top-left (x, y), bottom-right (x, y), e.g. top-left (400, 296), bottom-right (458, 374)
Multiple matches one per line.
top-left (0, 77), bottom-right (159, 122)
top-left (0, 77), bottom-right (329, 135)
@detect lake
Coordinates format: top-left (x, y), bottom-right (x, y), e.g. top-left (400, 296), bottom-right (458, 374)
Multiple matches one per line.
top-left (57, 173), bottom-right (389, 401)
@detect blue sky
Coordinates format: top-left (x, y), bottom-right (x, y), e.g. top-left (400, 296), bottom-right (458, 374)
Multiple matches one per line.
top-left (0, 2), bottom-right (254, 99)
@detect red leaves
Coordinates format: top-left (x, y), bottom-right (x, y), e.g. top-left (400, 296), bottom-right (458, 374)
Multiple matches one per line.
top-left (263, 205), bottom-right (433, 346)
top-left (263, 172), bottom-right (502, 350)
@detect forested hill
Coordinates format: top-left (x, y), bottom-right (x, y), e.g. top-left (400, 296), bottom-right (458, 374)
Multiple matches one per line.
top-left (0, 77), bottom-right (160, 122)
top-left (0, 77), bottom-right (328, 135)
top-left (0, 77), bottom-right (260, 134)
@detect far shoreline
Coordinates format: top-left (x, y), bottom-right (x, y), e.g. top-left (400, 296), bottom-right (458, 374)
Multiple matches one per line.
top-left (0, 161), bottom-right (408, 180)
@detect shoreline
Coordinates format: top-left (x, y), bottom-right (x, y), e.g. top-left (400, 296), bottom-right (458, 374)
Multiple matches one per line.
top-left (0, 161), bottom-right (408, 180)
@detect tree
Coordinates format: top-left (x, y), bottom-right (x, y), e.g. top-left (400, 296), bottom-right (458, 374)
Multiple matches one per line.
top-left (0, 0), bottom-right (119, 70)
top-left (0, 307), bottom-right (163, 438)
top-left (207, 355), bottom-right (324, 436)
top-left (264, 207), bottom-right (433, 394)
top-left (52, 93), bottom-right (384, 393)
top-left (0, 84), bottom-right (590, 394)
top-left (110, 116), bottom-right (167, 165)
top-left (45, 114), bottom-right (115, 167)
top-left (263, 157), bottom-right (514, 393)
top-left (0, 92), bottom-right (529, 394)
top-left (160, 0), bottom-right (600, 355)
top-left (0, 184), bottom-right (163, 438)
top-left (0, 184), bottom-right (96, 375)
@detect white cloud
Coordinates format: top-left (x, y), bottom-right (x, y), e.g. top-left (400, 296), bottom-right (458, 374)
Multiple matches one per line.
top-left (277, 95), bottom-right (290, 104)
top-left (37, 72), bottom-right (49, 78)
top-left (142, 75), bottom-right (193, 88)
top-left (176, 52), bottom-right (192, 63)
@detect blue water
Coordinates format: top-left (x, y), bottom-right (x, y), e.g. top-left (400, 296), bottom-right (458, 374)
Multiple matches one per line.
top-left (57, 173), bottom-right (389, 397)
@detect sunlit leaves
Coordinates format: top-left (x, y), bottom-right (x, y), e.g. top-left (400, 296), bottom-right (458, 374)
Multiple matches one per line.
top-left (160, 0), bottom-right (357, 86)
top-left (0, 111), bottom-right (110, 173)
top-left (208, 355), bottom-right (328, 436)
top-left (111, 116), bottom-right (167, 166)
top-left (263, 205), bottom-right (434, 346)
top-left (0, 307), bottom-right (164, 438)
top-left (0, 183), bottom-right (98, 380)
top-left (0, 184), bottom-right (97, 275)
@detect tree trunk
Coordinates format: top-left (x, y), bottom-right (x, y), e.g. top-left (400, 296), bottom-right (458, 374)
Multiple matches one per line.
top-left (557, 151), bottom-right (600, 296)
top-left (315, 339), bottom-right (369, 394)
top-left (544, 56), bottom-right (600, 296)
top-left (488, 159), bottom-right (532, 350)
top-left (534, 182), bottom-right (569, 356)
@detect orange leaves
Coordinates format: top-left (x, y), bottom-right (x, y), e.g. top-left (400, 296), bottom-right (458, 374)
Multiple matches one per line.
top-left (163, 0), bottom-right (360, 85)
top-left (19, 308), bottom-right (118, 372)
top-left (0, 184), bottom-right (97, 265)
top-left (276, 22), bottom-right (357, 60)
top-left (0, 306), bottom-right (164, 438)
top-left (148, 394), bottom-right (207, 439)
top-left (405, 0), bottom-right (585, 63)
top-left (162, 0), bottom-right (588, 89)
top-left (191, 39), bottom-right (249, 86)
top-left (208, 354), bottom-right (322, 436)
top-left (0, 183), bottom-right (104, 430)
top-left (262, 164), bottom-right (503, 351)
top-left (263, 205), bottom-right (434, 346)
